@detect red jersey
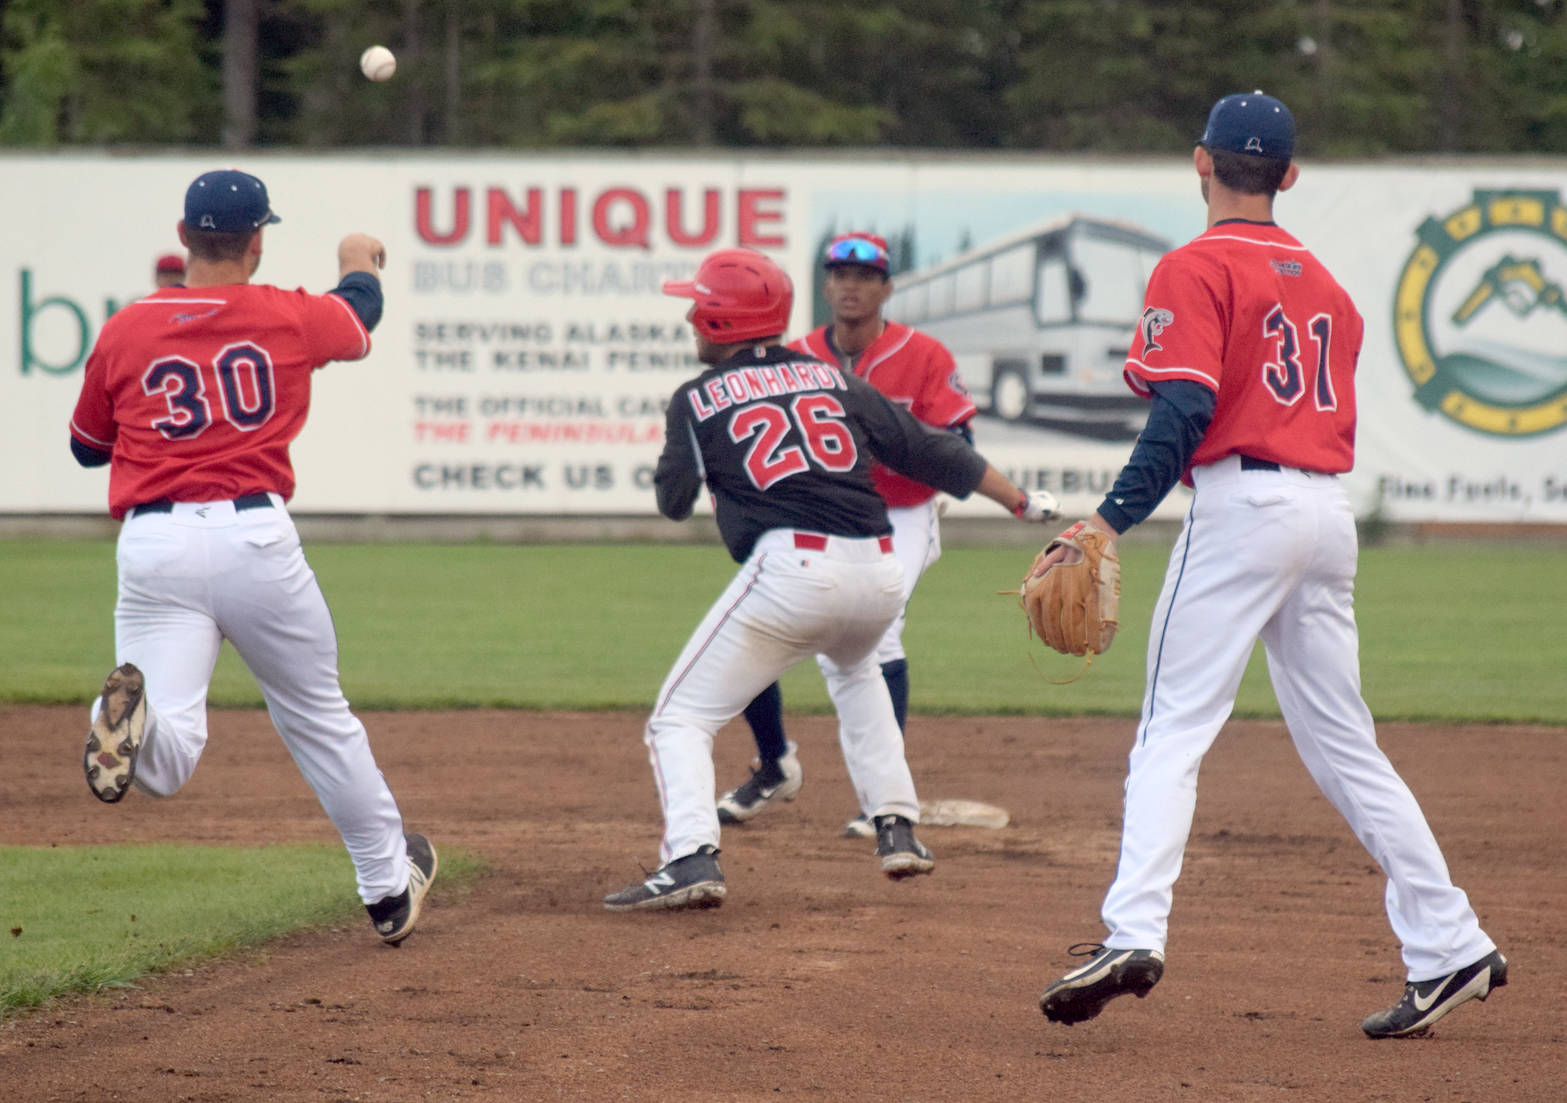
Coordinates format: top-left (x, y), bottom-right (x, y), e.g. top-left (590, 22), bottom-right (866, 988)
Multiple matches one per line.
top-left (70, 284), bottom-right (370, 519)
top-left (790, 321), bottom-right (975, 507)
top-left (1124, 221), bottom-right (1362, 478)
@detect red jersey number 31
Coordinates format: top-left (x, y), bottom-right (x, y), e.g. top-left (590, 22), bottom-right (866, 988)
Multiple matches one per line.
top-left (1261, 306), bottom-right (1337, 412)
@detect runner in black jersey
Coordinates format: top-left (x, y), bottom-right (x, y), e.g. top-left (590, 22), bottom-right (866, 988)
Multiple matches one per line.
top-left (656, 345), bottom-right (998, 559)
top-left (605, 248), bottom-right (1057, 912)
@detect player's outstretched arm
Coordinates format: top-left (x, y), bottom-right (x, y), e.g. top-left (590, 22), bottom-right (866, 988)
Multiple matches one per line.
top-left (338, 233), bottom-right (386, 279)
top-left (854, 378), bottom-right (1054, 521)
top-left (330, 234), bottom-right (388, 333)
top-left (973, 465), bottom-right (1059, 523)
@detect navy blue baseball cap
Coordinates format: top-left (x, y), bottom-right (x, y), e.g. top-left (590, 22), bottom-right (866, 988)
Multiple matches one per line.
top-left (184, 169), bottom-right (282, 232)
top-left (1199, 91), bottom-right (1295, 161)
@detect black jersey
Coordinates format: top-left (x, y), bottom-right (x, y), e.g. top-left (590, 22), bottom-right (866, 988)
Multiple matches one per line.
top-left (655, 344), bottom-right (989, 561)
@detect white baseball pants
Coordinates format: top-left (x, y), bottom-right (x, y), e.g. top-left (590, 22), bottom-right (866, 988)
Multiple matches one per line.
top-left (646, 528), bottom-right (916, 863)
top-left (101, 497), bottom-right (410, 905)
top-left (1100, 456), bottom-right (1495, 980)
top-left (862, 499), bottom-right (942, 666)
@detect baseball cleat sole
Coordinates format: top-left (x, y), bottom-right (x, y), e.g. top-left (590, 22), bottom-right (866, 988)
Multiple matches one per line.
top-left (880, 854), bottom-right (935, 879)
top-left (84, 664), bottom-right (147, 803)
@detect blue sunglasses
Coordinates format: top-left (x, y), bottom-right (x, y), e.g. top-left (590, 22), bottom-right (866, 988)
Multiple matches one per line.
top-left (825, 237), bottom-right (888, 265)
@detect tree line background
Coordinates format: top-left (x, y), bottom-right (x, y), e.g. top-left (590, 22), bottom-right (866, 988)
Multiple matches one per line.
top-left (1, 0), bottom-right (1564, 156)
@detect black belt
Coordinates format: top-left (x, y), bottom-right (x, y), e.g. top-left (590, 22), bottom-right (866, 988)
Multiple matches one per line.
top-left (1237, 455), bottom-right (1332, 477)
top-left (130, 493), bottom-right (273, 518)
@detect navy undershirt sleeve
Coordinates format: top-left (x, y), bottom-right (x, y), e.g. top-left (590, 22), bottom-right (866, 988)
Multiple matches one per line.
top-left (1096, 379), bottom-right (1216, 533)
top-left (331, 271), bottom-right (384, 332)
top-left (71, 437), bottom-right (110, 467)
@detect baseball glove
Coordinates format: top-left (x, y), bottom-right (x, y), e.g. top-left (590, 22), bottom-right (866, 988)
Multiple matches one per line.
top-left (1020, 521), bottom-right (1120, 657)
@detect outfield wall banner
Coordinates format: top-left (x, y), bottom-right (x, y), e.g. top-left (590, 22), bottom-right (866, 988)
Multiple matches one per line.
top-left (5, 153), bottom-right (1565, 524)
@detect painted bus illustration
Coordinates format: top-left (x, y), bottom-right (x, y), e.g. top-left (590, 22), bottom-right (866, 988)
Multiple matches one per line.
top-left (887, 215), bottom-right (1172, 438)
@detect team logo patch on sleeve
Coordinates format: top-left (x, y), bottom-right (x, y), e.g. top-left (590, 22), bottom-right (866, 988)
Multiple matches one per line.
top-left (1139, 307), bottom-right (1174, 353)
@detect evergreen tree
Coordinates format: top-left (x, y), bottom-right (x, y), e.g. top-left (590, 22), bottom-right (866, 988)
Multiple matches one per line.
top-left (0, 0), bottom-right (211, 145)
top-left (0, 0), bottom-right (1561, 154)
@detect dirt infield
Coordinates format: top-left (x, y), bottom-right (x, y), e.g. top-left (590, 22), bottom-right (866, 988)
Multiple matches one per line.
top-left (2, 706), bottom-right (1562, 1102)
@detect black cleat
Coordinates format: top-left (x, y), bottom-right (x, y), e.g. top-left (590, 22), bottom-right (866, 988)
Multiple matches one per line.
top-left (716, 745), bottom-right (802, 824)
top-left (874, 814), bottom-right (935, 879)
top-left (1361, 949), bottom-right (1508, 1038)
top-left (604, 846), bottom-right (727, 912)
top-left (1040, 944), bottom-right (1165, 1024)
top-left (366, 832), bottom-right (438, 946)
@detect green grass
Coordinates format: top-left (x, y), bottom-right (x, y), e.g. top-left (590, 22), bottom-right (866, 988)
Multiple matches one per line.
top-left (0, 535), bottom-right (1559, 1016)
top-left (1, 538), bottom-right (1563, 723)
top-left (0, 843), bottom-right (483, 1019)
top-left (904, 541), bottom-right (1567, 724)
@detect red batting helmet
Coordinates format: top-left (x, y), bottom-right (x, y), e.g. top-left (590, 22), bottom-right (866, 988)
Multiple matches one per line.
top-left (662, 248), bottom-right (793, 343)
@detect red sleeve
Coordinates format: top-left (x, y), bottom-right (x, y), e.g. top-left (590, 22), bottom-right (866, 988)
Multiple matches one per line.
top-left (1123, 252), bottom-right (1224, 397)
top-left (70, 341), bottom-right (117, 451)
top-left (912, 338), bottom-right (976, 428)
top-left (296, 287), bottom-right (371, 364)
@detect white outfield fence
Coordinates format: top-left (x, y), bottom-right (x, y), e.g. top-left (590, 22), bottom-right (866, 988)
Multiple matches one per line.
top-left (5, 151), bottom-right (1566, 527)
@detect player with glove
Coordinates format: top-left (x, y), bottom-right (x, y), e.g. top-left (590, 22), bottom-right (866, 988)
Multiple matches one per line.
top-left (1020, 519), bottom-right (1119, 660)
top-left (1033, 92), bottom-right (1503, 1038)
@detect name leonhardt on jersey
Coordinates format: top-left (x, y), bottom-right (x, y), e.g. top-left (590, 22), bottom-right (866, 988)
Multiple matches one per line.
top-left (687, 360), bottom-right (849, 421)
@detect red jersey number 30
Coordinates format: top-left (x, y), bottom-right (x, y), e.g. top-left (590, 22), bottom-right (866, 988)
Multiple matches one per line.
top-left (144, 342), bottom-right (278, 440)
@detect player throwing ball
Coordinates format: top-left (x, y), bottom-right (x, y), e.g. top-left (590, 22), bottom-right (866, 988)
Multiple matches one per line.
top-left (605, 247), bottom-right (1054, 911)
top-left (70, 169), bottom-right (436, 947)
top-left (1032, 93), bottom-right (1505, 1038)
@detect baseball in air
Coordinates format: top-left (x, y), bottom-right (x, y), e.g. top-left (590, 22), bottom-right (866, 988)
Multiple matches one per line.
top-left (359, 45), bottom-right (396, 82)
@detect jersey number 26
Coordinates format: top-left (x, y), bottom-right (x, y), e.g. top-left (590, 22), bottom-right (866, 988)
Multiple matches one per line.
top-left (728, 394), bottom-right (858, 491)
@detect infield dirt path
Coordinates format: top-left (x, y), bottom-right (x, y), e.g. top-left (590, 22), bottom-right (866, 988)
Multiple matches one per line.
top-left (2, 707), bottom-right (1562, 1101)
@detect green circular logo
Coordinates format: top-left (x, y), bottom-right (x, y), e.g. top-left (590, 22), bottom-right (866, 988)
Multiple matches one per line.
top-left (1393, 189), bottom-right (1567, 437)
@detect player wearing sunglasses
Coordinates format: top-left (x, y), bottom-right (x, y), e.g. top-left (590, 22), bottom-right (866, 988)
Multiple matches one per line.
top-left (716, 232), bottom-right (1055, 838)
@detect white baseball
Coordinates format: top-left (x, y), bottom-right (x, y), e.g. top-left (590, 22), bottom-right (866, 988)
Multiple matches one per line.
top-left (359, 45), bottom-right (396, 82)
